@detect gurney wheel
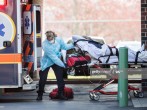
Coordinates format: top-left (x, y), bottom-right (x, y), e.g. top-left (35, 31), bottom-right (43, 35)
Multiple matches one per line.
top-left (67, 68), bottom-right (75, 76)
top-left (93, 92), bottom-right (100, 101)
top-left (89, 92), bottom-right (94, 100)
top-left (133, 91), bottom-right (144, 98)
top-left (138, 92), bottom-right (144, 98)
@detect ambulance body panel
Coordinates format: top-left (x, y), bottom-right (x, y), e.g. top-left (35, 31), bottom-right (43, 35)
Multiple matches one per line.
top-left (0, 0), bottom-right (41, 89)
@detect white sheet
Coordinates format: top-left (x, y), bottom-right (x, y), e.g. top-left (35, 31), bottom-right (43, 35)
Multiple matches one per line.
top-left (72, 35), bottom-right (147, 64)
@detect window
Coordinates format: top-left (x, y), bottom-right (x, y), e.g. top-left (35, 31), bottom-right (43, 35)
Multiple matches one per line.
top-left (36, 10), bottom-right (41, 33)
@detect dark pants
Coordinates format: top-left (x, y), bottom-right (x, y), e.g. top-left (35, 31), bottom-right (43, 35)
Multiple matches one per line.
top-left (38, 64), bottom-right (65, 94)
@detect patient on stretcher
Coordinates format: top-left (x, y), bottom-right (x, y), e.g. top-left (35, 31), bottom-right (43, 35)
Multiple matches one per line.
top-left (62, 35), bottom-right (147, 71)
top-left (69, 35), bottom-right (146, 65)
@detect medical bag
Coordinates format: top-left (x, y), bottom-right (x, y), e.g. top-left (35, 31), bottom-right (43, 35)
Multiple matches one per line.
top-left (49, 87), bottom-right (74, 99)
top-left (66, 54), bottom-right (91, 67)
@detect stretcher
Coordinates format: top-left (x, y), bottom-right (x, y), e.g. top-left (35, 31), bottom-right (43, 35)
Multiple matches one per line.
top-left (89, 79), bottom-right (144, 101)
top-left (66, 53), bottom-right (144, 100)
top-left (65, 52), bottom-right (144, 100)
top-left (64, 35), bottom-right (146, 100)
top-left (63, 35), bottom-right (147, 76)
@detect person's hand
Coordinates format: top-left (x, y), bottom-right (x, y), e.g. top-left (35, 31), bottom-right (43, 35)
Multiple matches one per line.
top-left (64, 63), bottom-right (68, 68)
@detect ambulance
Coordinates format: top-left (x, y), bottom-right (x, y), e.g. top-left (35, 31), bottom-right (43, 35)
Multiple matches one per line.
top-left (0, 0), bottom-right (42, 90)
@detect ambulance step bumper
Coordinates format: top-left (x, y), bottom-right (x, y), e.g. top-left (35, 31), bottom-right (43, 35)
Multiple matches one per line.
top-left (23, 81), bottom-right (38, 90)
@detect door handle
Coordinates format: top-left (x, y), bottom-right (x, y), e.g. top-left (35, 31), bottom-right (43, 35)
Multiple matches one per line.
top-left (3, 41), bottom-right (11, 47)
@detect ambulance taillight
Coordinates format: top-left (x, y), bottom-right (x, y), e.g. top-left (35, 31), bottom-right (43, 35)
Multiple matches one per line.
top-left (0, 0), bottom-right (7, 6)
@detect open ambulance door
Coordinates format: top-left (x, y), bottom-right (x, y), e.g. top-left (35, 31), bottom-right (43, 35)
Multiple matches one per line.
top-left (22, 4), bottom-right (42, 90)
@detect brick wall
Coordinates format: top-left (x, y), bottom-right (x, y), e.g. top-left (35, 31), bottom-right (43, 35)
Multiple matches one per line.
top-left (141, 0), bottom-right (147, 46)
top-left (141, 0), bottom-right (147, 91)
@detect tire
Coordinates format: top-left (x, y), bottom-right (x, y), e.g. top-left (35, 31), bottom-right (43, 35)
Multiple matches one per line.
top-left (138, 92), bottom-right (144, 98)
top-left (133, 91), bottom-right (144, 98)
top-left (134, 91), bottom-right (139, 98)
top-left (89, 92), bottom-right (94, 100)
top-left (67, 68), bottom-right (75, 76)
top-left (93, 92), bottom-right (100, 101)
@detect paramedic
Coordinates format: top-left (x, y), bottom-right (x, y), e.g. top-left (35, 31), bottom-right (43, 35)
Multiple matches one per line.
top-left (36, 31), bottom-right (74, 100)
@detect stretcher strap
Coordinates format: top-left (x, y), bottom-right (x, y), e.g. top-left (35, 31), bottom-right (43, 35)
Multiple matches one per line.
top-left (105, 47), bottom-right (119, 63)
top-left (98, 56), bottom-right (109, 63)
top-left (97, 57), bottom-right (102, 63)
top-left (106, 55), bottom-right (111, 63)
top-left (105, 47), bottom-right (113, 63)
top-left (116, 48), bottom-right (119, 58)
top-left (108, 46), bottom-right (119, 57)
top-left (135, 51), bottom-right (140, 64)
top-left (108, 46), bottom-right (113, 55)
top-left (113, 47), bottom-right (119, 60)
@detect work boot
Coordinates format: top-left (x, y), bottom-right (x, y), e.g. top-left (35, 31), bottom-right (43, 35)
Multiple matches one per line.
top-left (36, 95), bottom-right (42, 101)
top-left (58, 91), bottom-right (68, 100)
top-left (36, 91), bottom-right (43, 101)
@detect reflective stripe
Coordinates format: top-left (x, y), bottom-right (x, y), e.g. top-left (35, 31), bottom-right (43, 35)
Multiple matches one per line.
top-left (0, 54), bottom-right (22, 64)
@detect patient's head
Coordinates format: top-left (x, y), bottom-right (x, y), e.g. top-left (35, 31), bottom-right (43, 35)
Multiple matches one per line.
top-left (83, 36), bottom-right (92, 40)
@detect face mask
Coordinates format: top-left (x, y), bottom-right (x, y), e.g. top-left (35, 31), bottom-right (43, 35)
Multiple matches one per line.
top-left (49, 39), bottom-right (55, 44)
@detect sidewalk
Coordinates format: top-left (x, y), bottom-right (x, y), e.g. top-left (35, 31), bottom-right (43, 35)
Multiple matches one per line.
top-left (45, 84), bottom-right (147, 109)
top-left (131, 91), bottom-right (147, 108)
top-left (0, 84), bottom-right (146, 110)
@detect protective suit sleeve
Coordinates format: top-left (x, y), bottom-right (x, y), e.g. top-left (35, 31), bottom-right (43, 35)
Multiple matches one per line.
top-left (43, 44), bottom-right (65, 68)
top-left (59, 37), bottom-right (74, 50)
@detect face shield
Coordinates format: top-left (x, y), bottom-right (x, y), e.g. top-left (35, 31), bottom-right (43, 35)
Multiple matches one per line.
top-left (45, 31), bottom-right (55, 44)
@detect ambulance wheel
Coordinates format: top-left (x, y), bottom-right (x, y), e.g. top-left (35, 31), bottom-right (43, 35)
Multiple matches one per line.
top-left (89, 92), bottom-right (94, 100)
top-left (93, 92), bottom-right (100, 101)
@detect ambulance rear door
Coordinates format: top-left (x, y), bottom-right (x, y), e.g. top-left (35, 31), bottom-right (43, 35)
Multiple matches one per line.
top-left (0, 0), bottom-right (22, 88)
